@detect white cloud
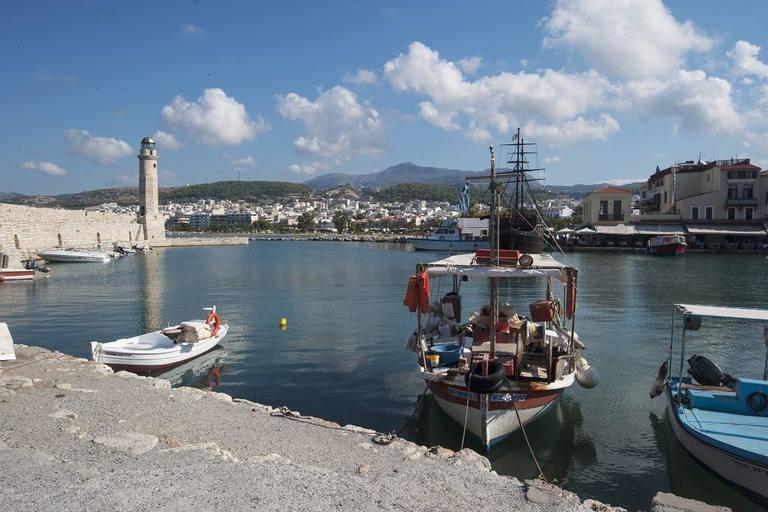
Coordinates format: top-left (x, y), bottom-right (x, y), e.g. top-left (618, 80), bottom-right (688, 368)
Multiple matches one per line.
top-left (457, 56), bottom-right (482, 75)
top-left (607, 178), bottom-right (646, 186)
top-left (160, 88), bottom-right (270, 146)
top-left (276, 86), bottom-right (387, 160)
top-left (622, 71), bottom-right (739, 133)
top-left (21, 161), bottom-right (67, 176)
top-left (542, 156), bottom-right (562, 164)
top-left (524, 114), bottom-right (621, 147)
top-left (62, 129), bottom-right (133, 165)
top-left (383, 41), bottom-right (617, 146)
top-left (224, 154), bottom-right (258, 170)
top-left (542, 0), bottom-right (715, 80)
top-left (343, 69), bottom-right (378, 85)
top-left (153, 131), bottom-right (181, 150)
top-left (728, 41), bottom-right (768, 80)
top-left (181, 24), bottom-right (203, 36)
top-left (287, 161), bottom-right (331, 176)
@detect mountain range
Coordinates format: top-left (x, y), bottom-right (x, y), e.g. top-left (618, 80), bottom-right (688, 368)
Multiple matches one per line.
top-left (2, 162), bottom-right (642, 208)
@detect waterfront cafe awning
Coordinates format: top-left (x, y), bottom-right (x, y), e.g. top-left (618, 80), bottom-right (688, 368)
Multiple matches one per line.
top-left (685, 224), bottom-right (768, 236)
top-left (577, 227), bottom-right (596, 234)
top-left (632, 224), bottom-right (686, 235)
top-left (595, 224), bottom-right (635, 235)
top-left (556, 228), bottom-right (578, 235)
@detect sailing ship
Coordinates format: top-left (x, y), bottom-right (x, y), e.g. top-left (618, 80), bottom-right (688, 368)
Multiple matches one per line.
top-left (404, 143), bottom-right (599, 450)
top-left (498, 128), bottom-right (545, 254)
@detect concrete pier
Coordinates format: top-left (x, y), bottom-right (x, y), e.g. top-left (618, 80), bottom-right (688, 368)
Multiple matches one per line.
top-left (0, 345), bottom-right (732, 511)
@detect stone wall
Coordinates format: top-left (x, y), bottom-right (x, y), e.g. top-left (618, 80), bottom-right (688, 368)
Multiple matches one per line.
top-left (0, 203), bottom-right (167, 264)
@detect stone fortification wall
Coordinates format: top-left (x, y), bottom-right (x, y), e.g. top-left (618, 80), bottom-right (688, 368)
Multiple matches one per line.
top-left (0, 203), bottom-right (166, 264)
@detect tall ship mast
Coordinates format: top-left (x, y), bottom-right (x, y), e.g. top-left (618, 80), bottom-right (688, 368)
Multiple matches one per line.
top-left (497, 128), bottom-right (545, 254)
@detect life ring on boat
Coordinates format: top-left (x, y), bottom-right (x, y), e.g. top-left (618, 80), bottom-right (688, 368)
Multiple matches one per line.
top-left (465, 359), bottom-right (505, 394)
top-left (439, 236), bottom-right (445, 241)
top-left (747, 391), bottom-right (768, 414)
top-left (205, 312), bottom-right (221, 336)
top-left (565, 273), bottom-right (577, 320)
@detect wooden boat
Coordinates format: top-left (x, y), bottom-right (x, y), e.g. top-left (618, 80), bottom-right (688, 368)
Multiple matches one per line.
top-left (91, 306), bottom-right (228, 372)
top-left (647, 235), bottom-right (687, 255)
top-left (651, 304), bottom-right (768, 502)
top-left (404, 145), bottom-right (599, 450)
top-left (37, 247), bottom-right (113, 263)
top-left (409, 219), bottom-right (489, 252)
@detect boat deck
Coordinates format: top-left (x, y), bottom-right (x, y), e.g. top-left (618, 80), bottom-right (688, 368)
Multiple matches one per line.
top-left (675, 385), bottom-right (768, 466)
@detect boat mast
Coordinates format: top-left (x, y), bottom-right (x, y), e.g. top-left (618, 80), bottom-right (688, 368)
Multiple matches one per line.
top-left (489, 145), bottom-right (499, 358)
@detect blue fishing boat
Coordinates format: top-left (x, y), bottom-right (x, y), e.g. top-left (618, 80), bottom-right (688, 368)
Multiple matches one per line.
top-left (651, 304), bottom-right (768, 502)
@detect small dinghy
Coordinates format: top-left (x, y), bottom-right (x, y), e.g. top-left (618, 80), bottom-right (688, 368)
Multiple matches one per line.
top-left (91, 306), bottom-right (228, 372)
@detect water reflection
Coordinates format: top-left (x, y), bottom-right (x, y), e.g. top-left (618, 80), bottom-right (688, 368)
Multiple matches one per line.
top-left (403, 393), bottom-right (596, 485)
top-left (148, 346), bottom-right (228, 391)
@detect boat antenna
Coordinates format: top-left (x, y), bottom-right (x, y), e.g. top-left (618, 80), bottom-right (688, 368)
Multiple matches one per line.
top-left (489, 144), bottom-right (499, 358)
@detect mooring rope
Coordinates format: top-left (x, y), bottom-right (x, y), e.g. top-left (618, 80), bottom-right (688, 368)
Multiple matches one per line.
top-left (268, 406), bottom-right (399, 445)
top-left (512, 400), bottom-right (547, 483)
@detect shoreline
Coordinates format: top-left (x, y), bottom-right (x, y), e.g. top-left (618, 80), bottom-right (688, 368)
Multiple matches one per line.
top-left (0, 344), bottom-right (729, 511)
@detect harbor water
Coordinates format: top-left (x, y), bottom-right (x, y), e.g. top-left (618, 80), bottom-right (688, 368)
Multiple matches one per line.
top-left (2, 240), bottom-right (767, 511)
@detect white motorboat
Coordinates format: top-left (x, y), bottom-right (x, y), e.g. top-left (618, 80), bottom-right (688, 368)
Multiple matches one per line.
top-left (91, 306), bottom-right (229, 372)
top-left (409, 218), bottom-right (489, 252)
top-left (37, 248), bottom-right (113, 263)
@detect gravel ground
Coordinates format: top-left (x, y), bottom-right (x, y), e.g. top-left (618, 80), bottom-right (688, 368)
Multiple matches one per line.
top-left (0, 346), bottom-right (725, 512)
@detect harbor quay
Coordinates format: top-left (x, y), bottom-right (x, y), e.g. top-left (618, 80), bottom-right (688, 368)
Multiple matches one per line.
top-left (0, 345), bottom-right (728, 512)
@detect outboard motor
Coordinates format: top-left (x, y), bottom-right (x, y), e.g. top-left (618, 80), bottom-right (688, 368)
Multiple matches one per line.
top-left (25, 260), bottom-right (50, 273)
top-left (687, 354), bottom-right (736, 387)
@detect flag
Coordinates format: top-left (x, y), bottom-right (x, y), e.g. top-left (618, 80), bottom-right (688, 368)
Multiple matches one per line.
top-left (459, 182), bottom-right (470, 214)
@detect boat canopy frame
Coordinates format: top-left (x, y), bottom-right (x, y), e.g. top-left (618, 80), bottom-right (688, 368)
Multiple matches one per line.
top-left (671, 303), bottom-right (768, 384)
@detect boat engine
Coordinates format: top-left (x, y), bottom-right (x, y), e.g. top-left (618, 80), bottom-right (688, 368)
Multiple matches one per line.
top-left (24, 260), bottom-right (50, 273)
top-left (687, 354), bottom-right (736, 387)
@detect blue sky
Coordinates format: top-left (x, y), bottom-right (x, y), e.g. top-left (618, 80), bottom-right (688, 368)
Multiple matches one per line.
top-left (3, 0), bottom-right (768, 196)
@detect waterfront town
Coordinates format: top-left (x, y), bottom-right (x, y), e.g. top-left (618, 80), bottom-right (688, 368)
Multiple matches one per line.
top-left (93, 157), bottom-right (768, 252)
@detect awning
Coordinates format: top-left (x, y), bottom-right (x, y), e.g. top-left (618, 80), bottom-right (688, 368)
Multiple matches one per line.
top-left (685, 224), bottom-right (767, 236)
top-left (595, 224), bottom-right (635, 235)
top-left (632, 224), bottom-right (685, 235)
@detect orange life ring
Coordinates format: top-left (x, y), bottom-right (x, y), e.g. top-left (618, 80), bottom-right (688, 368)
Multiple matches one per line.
top-left (565, 274), bottom-right (577, 319)
top-left (206, 312), bottom-right (221, 336)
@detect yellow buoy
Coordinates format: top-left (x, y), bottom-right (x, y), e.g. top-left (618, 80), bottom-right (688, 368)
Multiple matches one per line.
top-left (279, 318), bottom-right (287, 328)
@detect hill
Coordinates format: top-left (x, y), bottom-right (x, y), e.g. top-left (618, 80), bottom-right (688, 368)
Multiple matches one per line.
top-left (303, 162), bottom-right (472, 189)
top-left (0, 181), bottom-right (315, 209)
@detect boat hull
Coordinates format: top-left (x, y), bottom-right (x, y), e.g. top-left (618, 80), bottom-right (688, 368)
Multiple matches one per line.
top-left (409, 239), bottom-right (489, 252)
top-left (424, 372), bottom-right (569, 447)
top-left (0, 268), bottom-right (35, 281)
top-left (647, 244), bottom-right (686, 256)
top-left (38, 250), bottom-right (111, 263)
top-left (666, 383), bottom-right (768, 501)
top-left (91, 324), bottom-right (228, 373)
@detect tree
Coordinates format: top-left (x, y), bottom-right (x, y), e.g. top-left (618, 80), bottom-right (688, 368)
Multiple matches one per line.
top-left (297, 212), bottom-right (314, 232)
top-left (332, 210), bottom-right (350, 233)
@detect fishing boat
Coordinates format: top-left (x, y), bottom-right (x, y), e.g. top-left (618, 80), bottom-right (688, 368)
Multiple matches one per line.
top-left (91, 306), bottom-right (228, 372)
top-left (404, 144), bottom-right (599, 450)
top-left (650, 304), bottom-right (768, 502)
top-left (498, 128), bottom-right (545, 254)
top-left (647, 235), bottom-right (687, 255)
top-left (37, 247), bottom-right (113, 263)
top-left (409, 218), bottom-right (489, 252)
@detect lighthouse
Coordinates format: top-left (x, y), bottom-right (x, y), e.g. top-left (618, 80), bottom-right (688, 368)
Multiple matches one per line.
top-left (137, 137), bottom-right (165, 244)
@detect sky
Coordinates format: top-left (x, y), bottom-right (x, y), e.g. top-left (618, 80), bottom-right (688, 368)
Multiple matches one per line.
top-left (3, 0), bottom-right (768, 196)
